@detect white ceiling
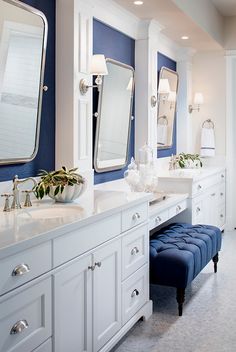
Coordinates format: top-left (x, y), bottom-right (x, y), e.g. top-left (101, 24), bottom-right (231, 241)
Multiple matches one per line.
top-left (114, 0), bottom-right (222, 50)
top-left (211, 0), bottom-right (236, 17)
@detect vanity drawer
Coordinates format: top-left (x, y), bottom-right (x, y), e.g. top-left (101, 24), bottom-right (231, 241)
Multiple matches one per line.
top-left (53, 213), bottom-right (121, 267)
top-left (0, 277), bottom-right (51, 352)
top-left (33, 339), bottom-right (52, 352)
top-left (122, 203), bottom-right (148, 232)
top-left (122, 265), bottom-right (148, 325)
top-left (122, 224), bottom-right (148, 280)
top-left (218, 183), bottom-right (226, 204)
top-left (0, 242), bottom-right (52, 296)
top-left (149, 209), bottom-right (169, 231)
top-left (169, 199), bottom-right (187, 219)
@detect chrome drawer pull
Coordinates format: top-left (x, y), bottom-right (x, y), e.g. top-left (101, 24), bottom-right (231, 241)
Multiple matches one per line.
top-left (132, 212), bottom-right (141, 221)
top-left (95, 262), bottom-right (102, 268)
top-left (131, 247), bottom-right (139, 256)
top-left (211, 193), bottom-right (216, 197)
top-left (155, 216), bottom-right (162, 224)
top-left (197, 185), bottom-right (202, 190)
top-left (88, 265), bottom-right (95, 271)
top-left (220, 192), bottom-right (224, 196)
top-left (196, 207), bottom-right (201, 212)
top-left (10, 320), bottom-right (28, 335)
top-left (131, 289), bottom-right (140, 298)
top-left (221, 174), bottom-right (225, 178)
top-left (12, 264), bottom-right (30, 277)
top-left (176, 205), bottom-right (182, 212)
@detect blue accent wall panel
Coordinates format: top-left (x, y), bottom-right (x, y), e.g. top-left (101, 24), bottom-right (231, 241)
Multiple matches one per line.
top-left (93, 19), bottom-right (135, 184)
top-left (157, 52), bottom-right (177, 158)
top-left (0, 0), bottom-right (55, 182)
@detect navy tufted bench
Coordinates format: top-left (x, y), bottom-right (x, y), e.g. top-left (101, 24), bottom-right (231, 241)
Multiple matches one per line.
top-left (150, 223), bottom-right (222, 316)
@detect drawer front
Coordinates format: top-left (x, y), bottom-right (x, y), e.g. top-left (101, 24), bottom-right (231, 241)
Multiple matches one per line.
top-left (122, 225), bottom-right (148, 280)
top-left (169, 200), bottom-right (187, 219)
top-left (0, 277), bottom-right (52, 352)
top-left (192, 200), bottom-right (204, 225)
top-left (53, 213), bottom-right (121, 267)
top-left (218, 183), bottom-right (226, 204)
top-left (218, 170), bottom-right (226, 183)
top-left (122, 203), bottom-right (148, 232)
top-left (122, 265), bottom-right (148, 325)
top-left (218, 206), bottom-right (226, 228)
top-left (149, 209), bottom-right (169, 231)
top-left (33, 339), bottom-right (52, 352)
top-left (0, 242), bottom-right (51, 296)
top-left (192, 178), bottom-right (212, 196)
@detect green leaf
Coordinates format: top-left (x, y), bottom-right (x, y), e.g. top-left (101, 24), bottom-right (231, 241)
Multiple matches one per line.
top-left (54, 186), bottom-right (60, 196)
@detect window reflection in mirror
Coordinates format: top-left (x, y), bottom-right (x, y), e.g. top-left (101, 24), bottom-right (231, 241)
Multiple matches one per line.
top-left (157, 67), bottom-right (179, 149)
top-left (94, 59), bottom-right (134, 173)
top-left (0, 0), bottom-right (47, 164)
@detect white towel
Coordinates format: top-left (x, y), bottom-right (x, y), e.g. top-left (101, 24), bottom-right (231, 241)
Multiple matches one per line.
top-left (200, 127), bottom-right (215, 157)
top-left (157, 124), bottom-right (168, 146)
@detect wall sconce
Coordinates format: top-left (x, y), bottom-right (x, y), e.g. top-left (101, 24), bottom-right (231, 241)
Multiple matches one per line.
top-left (79, 54), bottom-right (108, 95)
top-left (158, 78), bottom-right (170, 102)
top-left (189, 92), bottom-right (204, 113)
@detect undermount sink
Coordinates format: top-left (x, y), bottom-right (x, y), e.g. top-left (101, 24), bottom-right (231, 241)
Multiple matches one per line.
top-left (18, 205), bottom-right (83, 220)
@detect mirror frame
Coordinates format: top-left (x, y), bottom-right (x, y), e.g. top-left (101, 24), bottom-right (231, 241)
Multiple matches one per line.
top-left (94, 58), bottom-right (134, 173)
top-left (157, 66), bottom-right (179, 150)
top-left (0, 0), bottom-right (48, 165)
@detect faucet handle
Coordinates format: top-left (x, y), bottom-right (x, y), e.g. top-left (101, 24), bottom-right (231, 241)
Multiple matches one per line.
top-left (1, 194), bottom-right (13, 212)
top-left (22, 190), bottom-right (33, 207)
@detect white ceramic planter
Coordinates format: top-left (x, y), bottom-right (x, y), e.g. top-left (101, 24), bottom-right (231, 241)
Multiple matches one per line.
top-left (49, 183), bottom-right (86, 203)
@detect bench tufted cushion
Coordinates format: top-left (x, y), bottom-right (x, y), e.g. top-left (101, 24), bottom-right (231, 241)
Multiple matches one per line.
top-left (150, 223), bottom-right (222, 288)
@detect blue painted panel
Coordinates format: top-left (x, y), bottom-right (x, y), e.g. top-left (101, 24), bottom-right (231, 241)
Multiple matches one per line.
top-left (0, 0), bottom-right (55, 181)
top-left (157, 52), bottom-right (177, 158)
top-left (93, 19), bottom-right (135, 184)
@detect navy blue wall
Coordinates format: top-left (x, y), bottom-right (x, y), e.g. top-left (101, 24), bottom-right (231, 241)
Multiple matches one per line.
top-left (157, 52), bottom-right (177, 158)
top-left (0, 0), bottom-right (55, 182)
top-left (93, 19), bottom-right (135, 184)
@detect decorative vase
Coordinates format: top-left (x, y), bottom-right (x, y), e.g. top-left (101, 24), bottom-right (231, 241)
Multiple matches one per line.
top-left (49, 182), bottom-right (86, 203)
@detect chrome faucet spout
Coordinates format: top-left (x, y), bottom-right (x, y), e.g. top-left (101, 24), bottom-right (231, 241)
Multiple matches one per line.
top-left (11, 175), bottom-right (37, 209)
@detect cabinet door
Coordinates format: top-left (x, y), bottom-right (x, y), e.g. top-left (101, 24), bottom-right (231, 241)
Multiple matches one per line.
top-left (206, 189), bottom-right (218, 226)
top-left (93, 240), bottom-right (122, 352)
top-left (53, 255), bottom-right (92, 352)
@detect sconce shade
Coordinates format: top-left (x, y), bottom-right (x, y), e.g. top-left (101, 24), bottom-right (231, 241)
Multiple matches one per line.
top-left (194, 92), bottom-right (204, 105)
top-left (158, 78), bottom-right (170, 94)
top-left (168, 91), bottom-right (177, 102)
top-left (90, 54), bottom-right (108, 76)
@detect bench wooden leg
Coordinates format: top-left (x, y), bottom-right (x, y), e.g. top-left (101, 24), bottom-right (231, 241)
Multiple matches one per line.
top-left (176, 288), bottom-right (185, 316)
top-left (213, 253), bottom-right (219, 273)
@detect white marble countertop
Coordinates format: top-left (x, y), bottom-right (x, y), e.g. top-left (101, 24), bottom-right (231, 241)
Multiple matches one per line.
top-left (0, 187), bottom-right (151, 259)
top-left (157, 166), bottom-right (225, 182)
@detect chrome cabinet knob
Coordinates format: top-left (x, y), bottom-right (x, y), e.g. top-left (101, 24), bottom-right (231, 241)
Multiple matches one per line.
top-left (131, 289), bottom-right (140, 298)
top-left (12, 263), bottom-right (30, 277)
top-left (220, 214), bottom-right (224, 218)
top-left (131, 247), bottom-right (139, 256)
top-left (197, 184), bottom-right (202, 190)
top-left (221, 174), bottom-right (225, 178)
top-left (43, 85), bottom-right (48, 92)
top-left (10, 320), bottom-right (28, 335)
top-left (88, 265), bottom-right (95, 271)
top-left (196, 207), bottom-right (201, 212)
top-left (132, 212), bottom-right (141, 221)
top-left (220, 192), bottom-right (224, 196)
top-left (176, 205), bottom-right (182, 212)
top-left (155, 216), bottom-right (162, 224)
top-left (211, 193), bottom-right (216, 197)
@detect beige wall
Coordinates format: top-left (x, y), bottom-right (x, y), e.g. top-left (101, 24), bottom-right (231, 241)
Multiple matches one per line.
top-left (192, 50), bottom-right (226, 156)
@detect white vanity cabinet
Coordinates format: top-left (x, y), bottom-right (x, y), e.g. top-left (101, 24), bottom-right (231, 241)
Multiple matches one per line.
top-left (158, 168), bottom-right (226, 229)
top-left (54, 239), bottom-right (121, 352)
top-left (0, 191), bottom-right (151, 352)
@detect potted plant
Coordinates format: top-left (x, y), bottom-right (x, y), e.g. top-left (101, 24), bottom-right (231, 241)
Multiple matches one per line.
top-left (34, 166), bottom-right (86, 203)
top-left (175, 153), bottom-right (203, 169)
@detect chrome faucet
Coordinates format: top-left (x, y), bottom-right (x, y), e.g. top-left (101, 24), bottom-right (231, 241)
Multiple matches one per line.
top-left (11, 175), bottom-right (37, 209)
